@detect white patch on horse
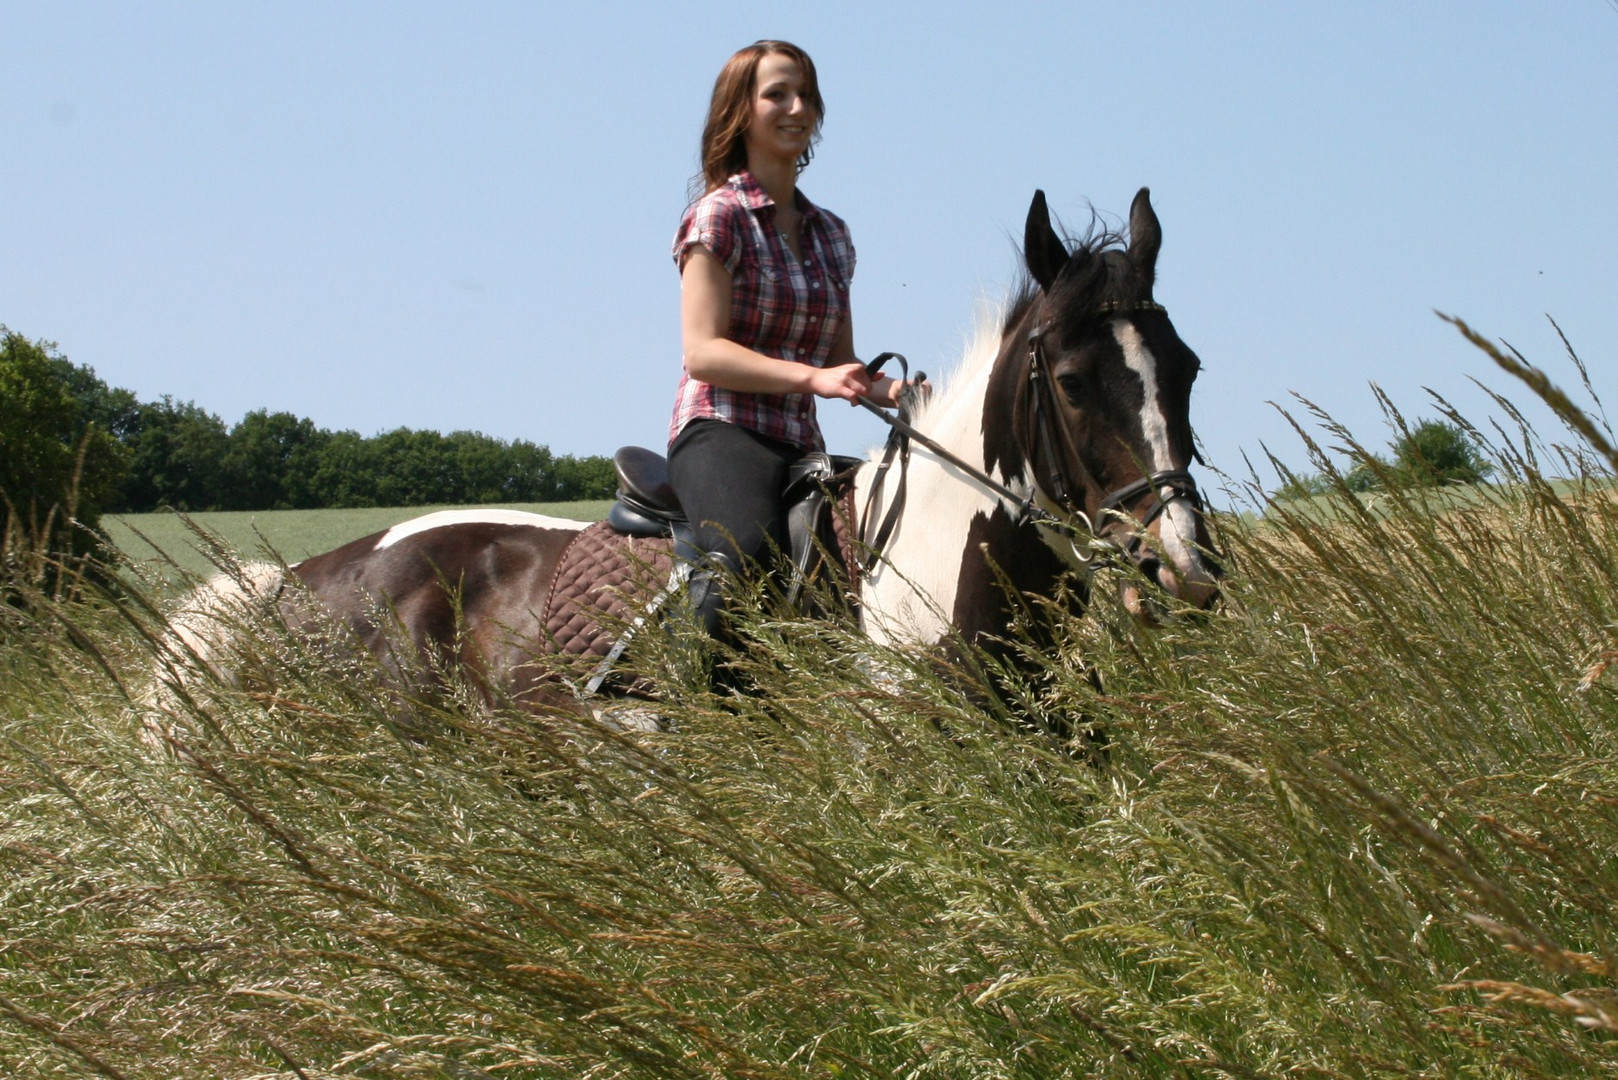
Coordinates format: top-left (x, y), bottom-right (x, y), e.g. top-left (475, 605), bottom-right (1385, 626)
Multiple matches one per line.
top-left (144, 561), bottom-right (289, 747)
top-left (375, 509), bottom-right (588, 550)
top-left (859, 311), bottom-right (1018, 646)
top-left (1115, 322), bottom-right (1173, 472)
top-left (1115, 321), bottom-right (1205, 583)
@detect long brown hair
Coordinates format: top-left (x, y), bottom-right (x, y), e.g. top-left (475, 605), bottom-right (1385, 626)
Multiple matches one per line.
top-left (697, 40), bottom-right (824, 195)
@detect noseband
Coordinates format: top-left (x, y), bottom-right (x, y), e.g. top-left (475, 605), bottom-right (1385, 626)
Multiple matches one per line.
top-left (1024, 301), bottom-right (1205, 561)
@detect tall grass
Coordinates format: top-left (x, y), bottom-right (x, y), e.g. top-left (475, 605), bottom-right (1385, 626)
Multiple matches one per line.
top-left (3, 323), bottom-right (1616, 1077)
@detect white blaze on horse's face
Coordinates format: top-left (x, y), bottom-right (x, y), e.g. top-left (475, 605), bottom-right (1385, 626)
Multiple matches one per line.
top-left (1113, 320), bottom-right (1220, 613)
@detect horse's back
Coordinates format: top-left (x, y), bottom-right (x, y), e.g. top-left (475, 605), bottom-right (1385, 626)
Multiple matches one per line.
top-left (290, 509), bottom-right (592, 695)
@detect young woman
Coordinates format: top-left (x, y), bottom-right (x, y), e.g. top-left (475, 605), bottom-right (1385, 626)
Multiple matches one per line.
top-left (667, 40), bottom-right (909, 639)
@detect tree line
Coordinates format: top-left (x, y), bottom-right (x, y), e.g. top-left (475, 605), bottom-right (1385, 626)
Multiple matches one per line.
top-left (107, 399), bottom-right (616, 513)
top-left (5, 323), bottom-right (1499, 563)
top-left (2, 327), bottom-right (617, 553)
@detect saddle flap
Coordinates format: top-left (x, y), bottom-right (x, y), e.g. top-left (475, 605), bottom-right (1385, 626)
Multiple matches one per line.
top-left (607, 500), bottom-right (670, 538)
top-left (783, 452), bottom-right (863, 503)
top-left (542, 520), bottom-right (677, 662)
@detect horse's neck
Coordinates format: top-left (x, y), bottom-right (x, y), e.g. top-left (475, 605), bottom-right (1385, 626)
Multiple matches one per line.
top-left (855, 358), bottom-right (1057, 648)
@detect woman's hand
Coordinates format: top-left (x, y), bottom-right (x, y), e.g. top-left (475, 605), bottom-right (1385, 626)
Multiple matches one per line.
top-left (861, 373), bottom-right (928, 409)
top-left (807, 362), bottom-right (874, 404)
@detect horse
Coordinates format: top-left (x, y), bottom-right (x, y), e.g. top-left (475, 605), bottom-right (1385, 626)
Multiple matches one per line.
top-left (169, 188), bottom-right (1219, 720)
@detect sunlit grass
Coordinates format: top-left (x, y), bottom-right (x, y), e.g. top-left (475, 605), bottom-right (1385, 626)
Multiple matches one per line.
top-left (3, 325), bottom-right (1617, 1077)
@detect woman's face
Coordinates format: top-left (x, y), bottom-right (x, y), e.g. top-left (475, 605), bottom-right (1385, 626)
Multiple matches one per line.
top-left (744, 52), bottom-right (816, 166)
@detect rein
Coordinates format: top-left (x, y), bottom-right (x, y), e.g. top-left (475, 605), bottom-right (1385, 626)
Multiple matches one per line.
top-left (854, 353), bottom-right (1063, 572)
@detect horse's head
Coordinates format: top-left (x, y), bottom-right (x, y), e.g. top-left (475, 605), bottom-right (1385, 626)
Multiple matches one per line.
top-left (987, 187), bottom-right (1221, 615)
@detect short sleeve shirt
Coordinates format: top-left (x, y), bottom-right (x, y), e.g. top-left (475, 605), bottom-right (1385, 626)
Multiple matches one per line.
top-left (668, 170), bottom-right (855, 453)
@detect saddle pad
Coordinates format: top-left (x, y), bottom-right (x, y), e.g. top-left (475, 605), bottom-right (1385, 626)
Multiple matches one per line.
top-left (542, 520), bottom-right (676, 658)
top-left (831, 482), bottom-right (863, 608)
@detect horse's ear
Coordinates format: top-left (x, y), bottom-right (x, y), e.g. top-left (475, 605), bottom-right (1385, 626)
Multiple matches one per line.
top-left (1024, 190), bottom-right (1068, 291)
top-left (1128, 186), bottom-right (1161, 286)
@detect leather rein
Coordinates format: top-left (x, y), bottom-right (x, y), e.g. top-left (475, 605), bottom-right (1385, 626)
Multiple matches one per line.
top-left (857, 299), bottom-right (1204, 568)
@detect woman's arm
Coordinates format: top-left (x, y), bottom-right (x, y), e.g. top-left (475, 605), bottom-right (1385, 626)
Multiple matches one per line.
top-left (680, 246), bottom-right (874, 403)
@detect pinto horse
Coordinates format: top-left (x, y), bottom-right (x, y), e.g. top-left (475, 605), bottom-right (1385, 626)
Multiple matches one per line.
top-left (188, 189), bottom-right (1218, 714)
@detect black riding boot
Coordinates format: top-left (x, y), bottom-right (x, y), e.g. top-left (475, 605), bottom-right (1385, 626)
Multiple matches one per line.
top-left (685, 550), bottom-right (741, 641)
top-left (682, 550), bottom-right (757, 697)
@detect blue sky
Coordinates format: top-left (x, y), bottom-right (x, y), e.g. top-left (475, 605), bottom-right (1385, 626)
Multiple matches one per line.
top-left (5, 2), bottom-right (1615, 503)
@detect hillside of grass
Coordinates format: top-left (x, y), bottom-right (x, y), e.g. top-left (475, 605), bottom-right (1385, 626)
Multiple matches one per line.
top-left (2, 328), bottom-right (1616, 1078)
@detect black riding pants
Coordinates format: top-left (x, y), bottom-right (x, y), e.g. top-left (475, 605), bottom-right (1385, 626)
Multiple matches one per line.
top-left (666, 419), bottom-right (803, 636)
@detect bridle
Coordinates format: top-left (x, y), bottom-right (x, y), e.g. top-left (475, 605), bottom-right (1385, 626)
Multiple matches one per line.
top-left (856, 298), bottom-right (1206, 570)
top-left (1023, 299), bottom-right (1206, 564)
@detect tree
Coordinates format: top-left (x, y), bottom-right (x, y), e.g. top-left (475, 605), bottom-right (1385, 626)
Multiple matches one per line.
top-left (371, 428), bottom-right (455, 507)
top-left (50, 355), bottom-right (142, 441)
top-left (1388, 419), bottom-right (1493, 487)
top-left (0, 328), bottom-right (128, 560)
top-left (1272, 417), bottom-right (1493, 502)
top-left (119, 397), bottom-right (232, 512)
top-left (304, 429), bottom-right (379, 508)
top-left (504, 440), bottom-right (557, 502)
top-left (447, 430), bottom-right (512, 505)
top-left (224, 410), bottom-right (326, 510)
top-left (551, 453), bottom-right (617, 500)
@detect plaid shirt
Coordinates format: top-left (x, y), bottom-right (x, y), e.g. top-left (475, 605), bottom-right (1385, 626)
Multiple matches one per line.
top-left (668, 171), bottom-right (855, 453)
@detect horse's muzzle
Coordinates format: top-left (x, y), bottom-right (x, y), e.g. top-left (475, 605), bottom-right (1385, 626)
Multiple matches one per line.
top-left (1114, 513), bottom-right (1222, 619)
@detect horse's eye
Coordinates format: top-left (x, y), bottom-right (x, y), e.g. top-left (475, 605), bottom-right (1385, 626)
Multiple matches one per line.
top-left (1056, 373), bottom-right (1084, 404)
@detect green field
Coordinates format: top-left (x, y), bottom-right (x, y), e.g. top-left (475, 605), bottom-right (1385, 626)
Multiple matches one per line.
top-left (6, 348), bottom-right (1618, 1077)
top-left (104, 500), bottom-right (613, 583)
